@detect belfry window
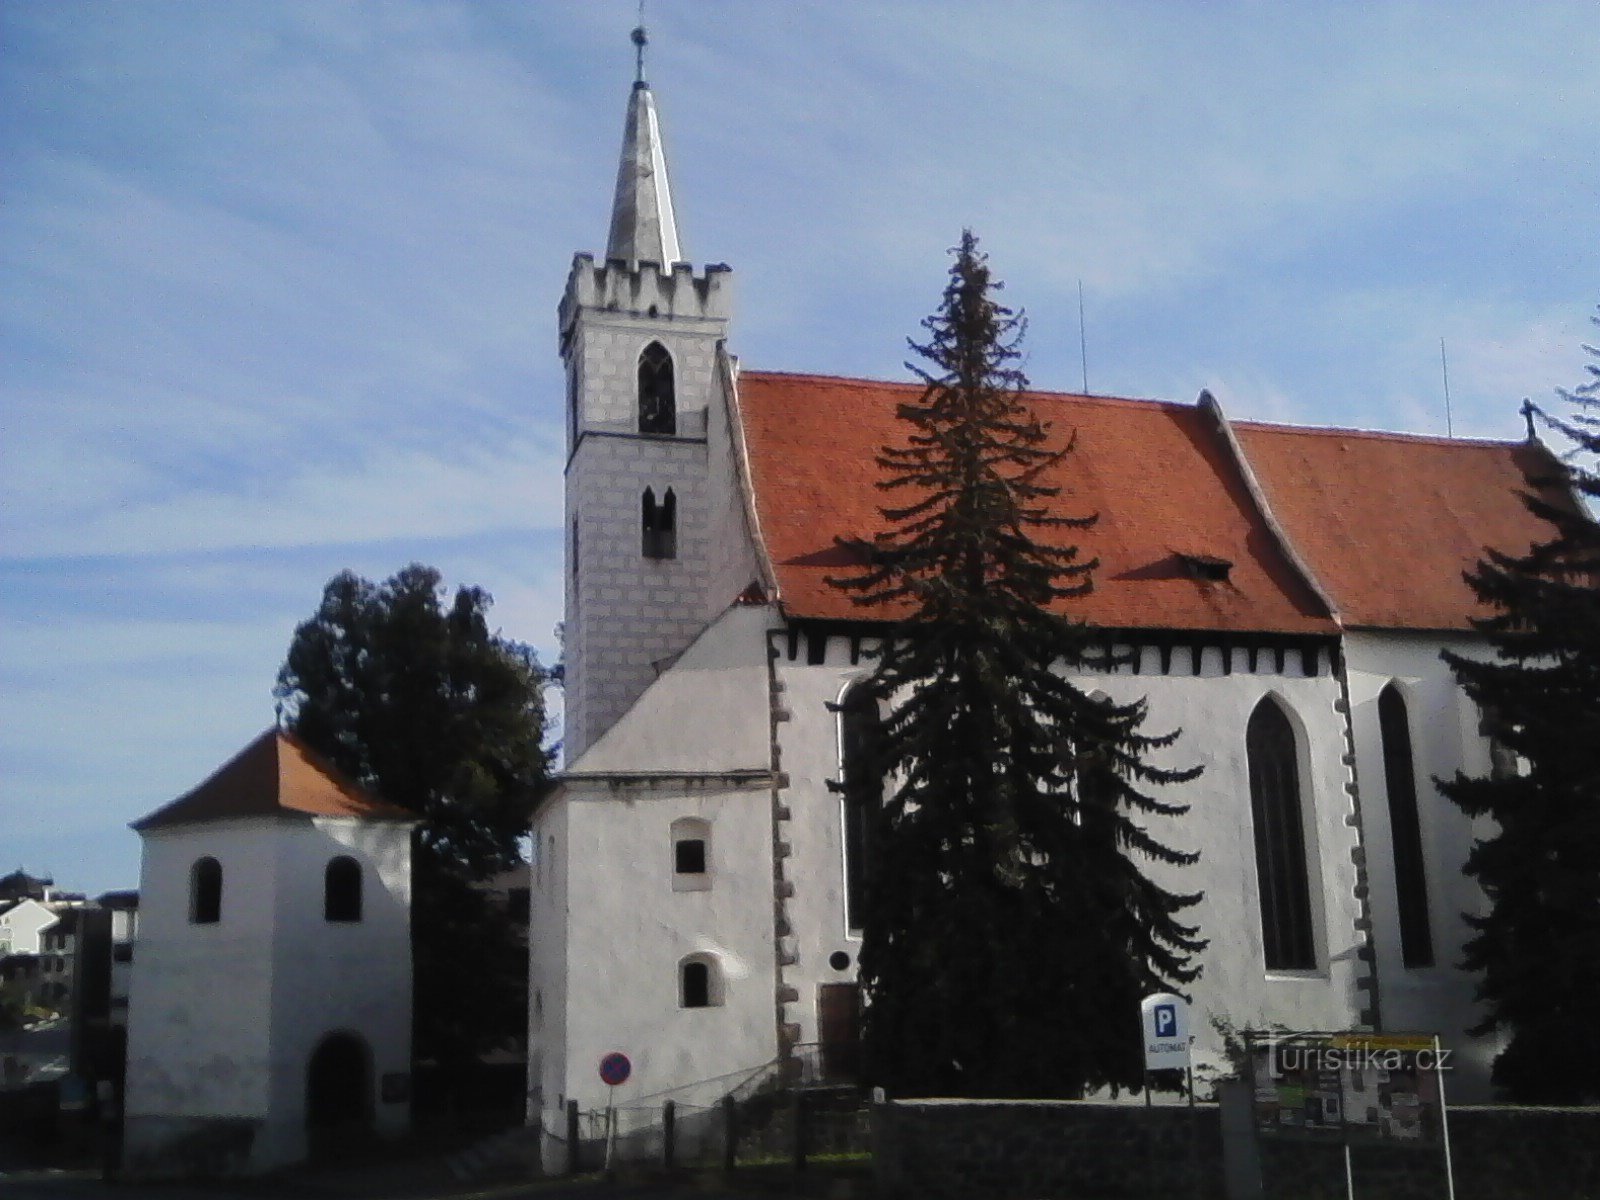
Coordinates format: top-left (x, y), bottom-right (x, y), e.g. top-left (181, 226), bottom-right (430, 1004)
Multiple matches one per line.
top-left (643, 487), bottom-right (677, 559)
top-left (1379, 685), bottom-right (1433, 967)
top-left (638, 342), bottom-right (676, 434)
top-left (190, 857), bottom-right (222, 925)
top-left (1247, 698), bottom-right (1316, 970)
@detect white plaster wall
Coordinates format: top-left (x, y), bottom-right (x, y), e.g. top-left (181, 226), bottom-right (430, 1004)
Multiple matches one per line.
top-left (774, 635), bottom-right (1367, 1081)
top-left (264, 817), bottom-right (413, 1156)
top-left (555, 780), bottom-right (776, 1117)
top-left (1345, 629), bottom-right (1498, 1099)
top-left (126, 821), bottom-right (279, 1122)
top-left (528, 799), bottom-right (570, 1131)
top-left (0, 898), bottom-right (59, 955)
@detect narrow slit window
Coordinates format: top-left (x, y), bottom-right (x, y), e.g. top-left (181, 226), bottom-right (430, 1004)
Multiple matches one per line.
top-left (1247, 699), bottom-right (1316, 970)
top-left (638, 342), bottom-right (676, 434)
top-left (680, 958), bottom-right (714, 1008)
top-left (1379, 685), bottom-right (1433, 967)
top-left (190, 857), bottom-right (222, 925)
top-left (835, 685), bottom-right (884, 933)
top-left (642, 487), bottom-right (677, 559)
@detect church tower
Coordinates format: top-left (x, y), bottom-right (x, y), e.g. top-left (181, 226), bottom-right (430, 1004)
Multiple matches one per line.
top-left (560, 28), bottom-right (737, 761)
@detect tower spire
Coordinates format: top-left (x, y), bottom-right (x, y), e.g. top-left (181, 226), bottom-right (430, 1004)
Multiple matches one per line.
top-left (605, 23), bottom-right (683, 267)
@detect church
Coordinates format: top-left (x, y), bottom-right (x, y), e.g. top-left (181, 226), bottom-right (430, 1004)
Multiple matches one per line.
top-left (527, 38), bottom-right (1559, 1148)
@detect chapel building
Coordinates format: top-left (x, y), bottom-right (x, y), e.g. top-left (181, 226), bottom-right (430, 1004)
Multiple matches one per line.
top-left (527, 41), bottom-right (1563, 1146)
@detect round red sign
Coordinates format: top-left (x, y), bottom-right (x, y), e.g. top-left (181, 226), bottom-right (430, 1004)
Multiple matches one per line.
top-left (599, 1051), bottom-right (632, 1086)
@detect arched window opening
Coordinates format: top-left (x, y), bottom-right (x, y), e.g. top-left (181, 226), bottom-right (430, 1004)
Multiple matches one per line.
top-left (679, 955), bottom-right (722, 1008)
top-left (190, 857), bottom-right (222, 925)
top-left (833, 684), bottom-right (884, 933)
top-left (324, 856), bottom-right (363, 923)
top-left (1247, 699), bottom-right (1316, 970)
top-left (638, 342), bottom-right (676, 434)
top-left (642, 487), bottom-right (677, 559)
top-left (1380, 686), bottom-right (1433, 968)
top-left (671, 817), bottom-right (711, 892)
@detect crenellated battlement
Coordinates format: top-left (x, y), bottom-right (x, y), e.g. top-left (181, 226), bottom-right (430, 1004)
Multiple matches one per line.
top-left (560, 254), bottom-right (734, 336)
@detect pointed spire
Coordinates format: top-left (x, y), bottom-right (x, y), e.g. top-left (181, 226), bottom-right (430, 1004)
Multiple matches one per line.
top-left (605, 25), bottom-right (683, 267)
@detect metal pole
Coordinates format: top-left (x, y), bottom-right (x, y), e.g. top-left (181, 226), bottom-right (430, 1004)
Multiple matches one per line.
top-left (1340, 1054), bottom-right (1354, 1200)
top-left (1186, 1062), bottom-right (1200, 1200)
top-left (1434, 1035), bottom-right (1456, 1200)
top-left (1144, 1069), bottom-right (1156, 1196)
top-left (722, 1093), bottom-right (736, 1172)
top-left (663, 1099), bottom-right (675, 1170)
top-left (566, 1099), bottom-right (580, 1175)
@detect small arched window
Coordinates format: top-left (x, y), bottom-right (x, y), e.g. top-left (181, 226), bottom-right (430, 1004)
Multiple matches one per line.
top-left (1247, 698), bottom-right (1316, 970)
top-left (642, 487), bottom-right (677, 559)
top-left (1379, 685), bottom-right (1433, 967)
top-left (324, 856), bottom-right (363, 923)
top-left (638, 342), bottom-right (676, 434)
top-left (671, 817), bottom-right (711, 891)
top-left (679, 954), bottom-right (722, 1008)
top-left (190, 857), bottom-right (222, 925)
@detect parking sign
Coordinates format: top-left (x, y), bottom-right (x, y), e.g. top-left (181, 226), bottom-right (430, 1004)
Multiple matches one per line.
top-left (1140, 993), bottom-right (1191, 1072)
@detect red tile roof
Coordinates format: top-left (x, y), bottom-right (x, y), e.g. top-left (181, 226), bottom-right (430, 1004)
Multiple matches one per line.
top-left (132, 729), bottom-right (414, 831)
top-left (1233, 423), bottom-right (1563, 631)
top-left (737, 372), bottom-right (1337, 635)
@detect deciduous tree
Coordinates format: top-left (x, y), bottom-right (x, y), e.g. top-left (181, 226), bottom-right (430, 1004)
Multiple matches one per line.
top-left (275, 564), bottom-right (550, 1064)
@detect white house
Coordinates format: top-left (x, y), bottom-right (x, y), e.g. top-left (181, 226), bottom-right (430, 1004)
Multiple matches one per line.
top-left (122, 729), bottom-right (417, 1177)
top-left (0, 897), bottom-right (60, 959)
top-left (527, 39), bottom-right (1565, 1149)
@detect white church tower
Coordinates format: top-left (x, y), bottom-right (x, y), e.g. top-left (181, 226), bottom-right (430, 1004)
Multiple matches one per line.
top-left (559, 26), bottom-right (753, 761)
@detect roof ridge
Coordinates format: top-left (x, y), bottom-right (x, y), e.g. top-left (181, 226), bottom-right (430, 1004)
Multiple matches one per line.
top-left (1235, 417), bottom-right (1522, 449)
top-left (738, 369), bottom-right (1182, 411)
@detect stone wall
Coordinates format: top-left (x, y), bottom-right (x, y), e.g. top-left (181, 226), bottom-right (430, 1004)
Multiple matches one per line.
top-left (872, 1099), bottom-right (1600, 1200)
top-left (872, 1098), bottom-right (1224, 1200)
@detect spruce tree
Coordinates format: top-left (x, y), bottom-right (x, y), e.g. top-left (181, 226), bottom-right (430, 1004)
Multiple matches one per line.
top-left (830, 232), bottom-right (1204, 1098)
top-left (1442, 310), bottom-right (1600, 1103)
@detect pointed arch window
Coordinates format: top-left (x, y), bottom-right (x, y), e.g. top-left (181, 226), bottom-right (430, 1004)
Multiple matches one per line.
top-left (642, 487), bottom-right (677, 559)
top-left (1379, 685), bottom-right (1433, 967)
top-left (1247, 699), bottom-right (1316, 970)
top-left (638, 342), bottom-right (676, 434)
top-left (833, 684), bottom-right (884, 933)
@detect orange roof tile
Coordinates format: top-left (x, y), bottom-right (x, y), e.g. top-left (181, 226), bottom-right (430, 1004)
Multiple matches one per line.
top-left (132, 729), bottom-right (415, 831)
top-left (1233, 423), bottom-right (1564, 631)
top-left (737, 372), bottom-right (1337, 635)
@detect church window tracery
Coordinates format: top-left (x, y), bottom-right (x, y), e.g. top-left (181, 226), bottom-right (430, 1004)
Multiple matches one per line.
top-left (1247, 697), bottom-right (1316, 970)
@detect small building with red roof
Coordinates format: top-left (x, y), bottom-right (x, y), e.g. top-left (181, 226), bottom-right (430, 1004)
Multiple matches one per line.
top-left (122, 729), bottom-right (417, 1177)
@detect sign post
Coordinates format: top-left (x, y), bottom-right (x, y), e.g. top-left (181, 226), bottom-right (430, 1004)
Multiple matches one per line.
top-left (1139, 994), bottom-right (1193, 1196)
top-left (598, 1051), bottom-right (632, 1176)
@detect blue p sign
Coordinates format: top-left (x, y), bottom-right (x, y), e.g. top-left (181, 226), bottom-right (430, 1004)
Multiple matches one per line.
top-left (1155, 1003), bottom-right (1177, 1039)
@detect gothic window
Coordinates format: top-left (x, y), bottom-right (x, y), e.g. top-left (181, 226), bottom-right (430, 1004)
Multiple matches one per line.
top-left (834, 684), bottom-right (884, 933)
top-left (190, 857), bottom-right (222, 925)
top-left (679, 955), bottom-right (722, 1008)
top-left (324, 856), bottom-right (363, 923)
top-left (638, 342), bottom-right (676, 434)
top-left (1247, 698), bottom-right (1316, 970)
top-left (671, 817), bottom-right (711, 892)
top-left (642, 487), bottom-right (677, 559)
top-left (1379, 685), bottom-right (1433, 967)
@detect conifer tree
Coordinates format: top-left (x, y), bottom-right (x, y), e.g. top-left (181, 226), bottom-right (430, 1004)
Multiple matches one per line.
top-left (830, 233), bottom-right (1204, 1097)
top-left (1442, 310), bottom-right (1600, 1103)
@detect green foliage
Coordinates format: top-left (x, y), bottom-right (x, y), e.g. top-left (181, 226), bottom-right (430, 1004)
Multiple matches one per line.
top-left (1441, 310), bottom-right (1600, 1104)
top-left (275, 564), bottom-right (551, 1063)
top-left (830, 233), bottom-right (1204, 1098)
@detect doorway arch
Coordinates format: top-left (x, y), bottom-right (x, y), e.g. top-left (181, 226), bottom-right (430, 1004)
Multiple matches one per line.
top-left (305, 1031), bottom-right (373, 1154)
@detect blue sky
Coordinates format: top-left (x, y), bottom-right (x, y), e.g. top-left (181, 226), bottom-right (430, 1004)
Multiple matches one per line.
top-left (3, 1), bottom-right (1597, 894)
